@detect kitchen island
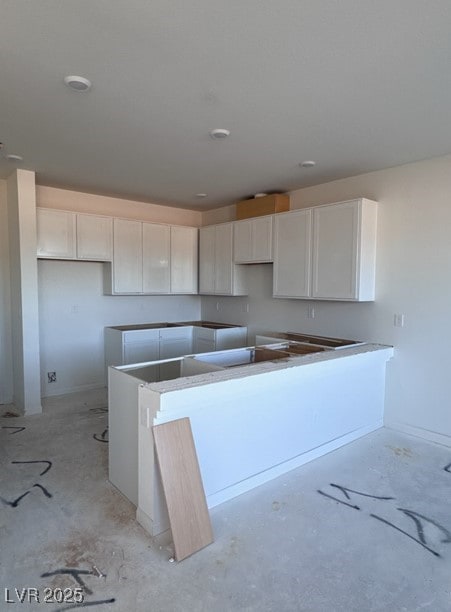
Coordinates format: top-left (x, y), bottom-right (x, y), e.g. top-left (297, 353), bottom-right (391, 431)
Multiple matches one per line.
top-left (108, 338), bottom-right (393, 537)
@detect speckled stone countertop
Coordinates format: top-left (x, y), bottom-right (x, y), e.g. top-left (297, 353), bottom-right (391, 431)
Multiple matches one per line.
top-left (145, 342), bottom-right (393, 394)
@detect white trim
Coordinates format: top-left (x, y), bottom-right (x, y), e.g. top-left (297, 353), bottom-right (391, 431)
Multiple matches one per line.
top-left (385, 422), bottom-right (451, 448)
top-left (207, 421), bottom-right (383, 508)
top-left (42, 382), bottom-right (106, 398)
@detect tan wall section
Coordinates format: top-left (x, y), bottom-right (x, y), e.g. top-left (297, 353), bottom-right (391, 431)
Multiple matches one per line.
top-left (36, 185), bottom-right (201, 227)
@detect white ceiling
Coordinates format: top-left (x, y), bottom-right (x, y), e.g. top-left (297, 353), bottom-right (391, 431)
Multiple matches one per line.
top-left (1, 1), bottom-right (451, 211)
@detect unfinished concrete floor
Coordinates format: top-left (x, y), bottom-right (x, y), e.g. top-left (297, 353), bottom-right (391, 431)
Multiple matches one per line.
top-left (1, 389), bottom-right (451, 611)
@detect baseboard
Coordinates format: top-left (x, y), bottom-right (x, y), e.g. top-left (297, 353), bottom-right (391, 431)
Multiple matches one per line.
top-left (385, 421), bottom-right (451, 448)
top-left (42, 382), bottom-right (106, 398)
top-left (136, 507), bottom-right (170, 538)
top-left (206, 420), bottom-right (384, 509)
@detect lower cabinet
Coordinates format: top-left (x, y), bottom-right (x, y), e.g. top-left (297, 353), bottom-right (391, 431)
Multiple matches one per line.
top-left (105, 326), bottom-right (193, 382)
top-left (123, 338), bottom-right (160, 365)
top-left (105, 324), bottom-right (248, 379)
top-left (192, 326), bottom-right (248, 354)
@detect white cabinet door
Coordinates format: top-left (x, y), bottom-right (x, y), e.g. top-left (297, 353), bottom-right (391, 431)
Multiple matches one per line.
top-left (312, 201), bottom-right (358, 300)
top-left (77, 213), bottom-right (112, 260)
top-left (273, 209), bottom-right (312, 298)
top-left (142, 223), bottom-right (170, 293)
top-left (200, 223), bottom-right (247, 295)
top-left (37, 208), bottom-right (76, 259)
top-left (252, 216), bottom-right (273, 262)
top-left (234, 216), bottom-right (273, 263)
top-left (311, 199), bottom-right (377, 301)
top-left (233, 219), bottom-right (253, 263)
top-left (123, 341), bottom-right (159, 365)
top-left (199, 226), bottom-right (216, 294)
top-left (193, 336), bottom-right (216, 354)
top-left (171, 226), bottom-right (198, 294)
top-left (113, 219), bottom-right (143, 294)
top-left (215, 223), bottom-right (234, 294)
top-left (193, 326), bottom-right (215, 353)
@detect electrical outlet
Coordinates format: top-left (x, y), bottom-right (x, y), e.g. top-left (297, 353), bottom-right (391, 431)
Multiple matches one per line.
top-left (394, 313), bottom-right (405, 327)
top-left (47, 372), bottom-right (56, 383)
top-left (307, 305), bottom-right (315, 319)
top-left (243, 302), bottom-right (250, 313)
top-left (216, 302), bottom-right (220, 312)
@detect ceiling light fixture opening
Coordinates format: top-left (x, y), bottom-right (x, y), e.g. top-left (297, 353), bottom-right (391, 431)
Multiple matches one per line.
top-left (209, 128), bottom-right (230, 140)
top-left (64, 75), bottom-right (92, 92)
top-left (6, 154), bottom-right (23, 162)
top-left (300, 160), bottom-right (316, 168)
top-left (195, 193), bottom-right (207, 198)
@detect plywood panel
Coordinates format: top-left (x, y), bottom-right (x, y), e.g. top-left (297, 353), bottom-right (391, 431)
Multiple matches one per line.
top-left (152, 417), bottom-right (213, 561)
top-left (236, 194), bottom-right (289, 219)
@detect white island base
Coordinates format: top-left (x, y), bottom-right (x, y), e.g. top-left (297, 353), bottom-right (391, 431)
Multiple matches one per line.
top-left (135, 344), bottom-right (393, 537)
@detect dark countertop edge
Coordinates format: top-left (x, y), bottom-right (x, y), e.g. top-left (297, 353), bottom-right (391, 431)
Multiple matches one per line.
top-left (107, 321), bottom-right (244, 331)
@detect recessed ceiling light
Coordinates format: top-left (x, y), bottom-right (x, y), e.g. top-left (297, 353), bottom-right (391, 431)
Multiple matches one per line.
top-left (6, 154), bottom-right (23, 162)
top-left (64, 75), bottom-right (92, 92)
top-left (254, 192), bottom-right (268, 198)
top-left (300, 160), bottom-right (316, 168)
top-left (209, 128), bottom-right (230, 140)
top-left (195, 193), bottom-right (207, 198)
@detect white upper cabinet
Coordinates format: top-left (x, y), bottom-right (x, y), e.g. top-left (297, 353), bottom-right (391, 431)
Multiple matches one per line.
top-left (37, 208), bottom-right (112, 261)
top-left (312, 199), bottom-right (377, 301)
top-left (273, 199), bottom-right (377, 301)
top-left (199, 223), bottom-right (247, 295)
top-left (273, 209), bottom-right (312, 298)
top-left (170, 226), bottom-right (198, 294)
top-left (111, 221), bottom-right (199, 295)
top-left (76, 213), bottom-right (112, 261)
top-left (214, 222), bottom-right (234, 294)
top-left (199, 225), bottom-right (216, 294)
top-left (233, 215), bottom-right (273, 263)
top-left (142, 223), bottom-right (170, 294)
top-left (37, 208), bottom-right (76, 259)
top-left (112, 218), bottom-right (143, 294)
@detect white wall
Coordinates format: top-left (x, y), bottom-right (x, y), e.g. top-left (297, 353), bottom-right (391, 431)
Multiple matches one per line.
top-left (38, 259), bottom-right (200, 397)
top-left (36, 185), bottom-right (202, 397)
top-left (0, 179), bottom-right (13, 404)
top-left (36, 185), bottom-right (201, 226)
top-left (201, 155), bottom-right (451, 445)
top-left (37, 184), bottom-right (202, 396)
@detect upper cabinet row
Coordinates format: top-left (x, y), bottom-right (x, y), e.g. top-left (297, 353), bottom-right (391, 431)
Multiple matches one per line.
top-left (37, 197), bottom-right (377, 301)
top-left (37, 208), bottom-right (113, 261)
top-left (36, 208), bottom-right (198, 295)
